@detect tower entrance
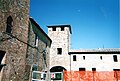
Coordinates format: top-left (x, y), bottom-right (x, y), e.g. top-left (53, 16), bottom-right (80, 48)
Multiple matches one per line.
top-left (50, 66), bottom-right (66, 81)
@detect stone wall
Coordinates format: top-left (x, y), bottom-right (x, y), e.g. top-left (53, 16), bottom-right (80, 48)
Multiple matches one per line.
top-left (0, 0), bottom-right (30, 81)
top-left (48, 26), bottom-right (71, 71)
top-left (24, 19), bottom-right (51, 81)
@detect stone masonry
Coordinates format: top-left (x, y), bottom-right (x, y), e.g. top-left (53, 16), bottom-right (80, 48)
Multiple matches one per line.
top-left (24, 18), bottom-right (52, 81)
top-left (0, 0), bottom-right (30, 81)
top-left (48, 25), bottom-right (72, 71)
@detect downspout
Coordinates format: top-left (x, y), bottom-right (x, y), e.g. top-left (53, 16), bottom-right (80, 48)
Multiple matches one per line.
top-left (42, 48), bottom-right (47, 71)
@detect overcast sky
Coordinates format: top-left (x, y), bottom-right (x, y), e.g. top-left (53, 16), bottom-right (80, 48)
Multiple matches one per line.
top-left (30, 0), bottom-right (120, 49)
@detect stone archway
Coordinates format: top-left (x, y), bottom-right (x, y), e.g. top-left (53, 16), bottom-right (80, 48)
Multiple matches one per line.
top-left (50, 66), bottom-right (66, 72)
top-left (50, 66), bottom-right (66, 80)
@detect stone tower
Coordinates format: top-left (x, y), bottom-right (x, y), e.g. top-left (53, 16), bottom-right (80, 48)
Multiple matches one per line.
top-left (0, 0), bottom-right (30, 81)
top-left (48, 25), bottom-right (72, 71)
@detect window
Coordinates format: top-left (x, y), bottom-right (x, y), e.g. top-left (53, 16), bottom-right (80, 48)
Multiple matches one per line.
top-left (32, 64), bottom-right (38, 71)
top-left (100, 56), bottom-right (102, 60)
top-left (52, 27), bottom-right (56, 31)
top-left (57, 48), bottom-right (62, 55)
top-left (79, 68), bottom-right (86, 75)
top-left (92, 68), bottom-right (96, 71)
top-left (61, 27), bottom-right (64, 31)
top-left (73, 55), bottom-right (76, 61)
top-left (51, 73), bottom-right (62, 80)
top-left (0, 51), bottom-right (6, 72)
top-left (113, 69), bottom-right (120, 71)
top-left (34, 33), bottom-right (38, 47)
top-left (113, 69), bottom-right (120, 78)
top-left (6, 16), bottom-right (13, 33)
top-left (32, 65), bottom-right (47, 80)
top-left (83, 56), bottom-right (85, 60)
top-left (113, 55), bottom-right (118, 62)
top-left (79, 68), bottom-right (86, 71)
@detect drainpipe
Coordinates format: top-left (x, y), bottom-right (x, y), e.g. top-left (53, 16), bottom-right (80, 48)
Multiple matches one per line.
top-left (42, 48), bottom-right (49, 80)
top-left (42, 49), bottom-right (47, 71)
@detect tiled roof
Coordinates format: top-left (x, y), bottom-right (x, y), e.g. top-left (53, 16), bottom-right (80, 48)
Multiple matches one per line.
top-left (69, 48), bottom-right (120, 54)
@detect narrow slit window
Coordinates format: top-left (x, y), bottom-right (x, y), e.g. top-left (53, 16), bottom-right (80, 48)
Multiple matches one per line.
top-left (73, 55), bottom-right (76, 61)
top-left (34, 33), bottom-right (38, 47)
top-left (57, 48), bottom-right (62, 55)
top-left (6, 16), bottom-right (13, 33)
top-left (100, 56), bottom-right (102, 60)
top-left (83, 56), bottom-right (85, 60)
top-left (113, 55), bottom-right (118, 62)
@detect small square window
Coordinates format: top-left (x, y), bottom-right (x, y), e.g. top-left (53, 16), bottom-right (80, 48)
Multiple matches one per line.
top-left (57, 48), bottom-right (62, 55)
top-left (73, 55), bottom-right (76, 61)
top-left (79, 68), bottom-right (86, 71)
top-left (92, 68), bottom-right (96, 71)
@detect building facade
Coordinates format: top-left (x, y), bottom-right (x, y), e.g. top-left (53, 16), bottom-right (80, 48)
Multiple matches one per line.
top-left (48, 24), bottom-right (120, 81)
top-left (0, 1), bottom-right (52, 81)
top-left (69, 49), bottom-right (120, 71)
top-left (0, 0), bottom-right (30, 81)
top-left (25, 18), bottom-right (52, 81)
top-left (48, 25), bottom-right (72, 72)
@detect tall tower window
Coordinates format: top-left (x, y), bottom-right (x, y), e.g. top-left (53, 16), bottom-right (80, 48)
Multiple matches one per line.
top-left (73, 55), bottom-right (76, 61)
top-left (83, 56), bottom-right (85, 60)
top-left (113, 55), bottom-right (118, 62)
top-left (57, 48), bottom-right (62, 55)
top-left (6, 16), bottom-right (13, 33)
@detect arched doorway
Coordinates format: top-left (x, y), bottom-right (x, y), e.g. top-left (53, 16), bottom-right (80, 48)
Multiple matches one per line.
top-left (50, 66), bottom-right (66, 72)
top-left (50, 66), bottom-right (66, 81)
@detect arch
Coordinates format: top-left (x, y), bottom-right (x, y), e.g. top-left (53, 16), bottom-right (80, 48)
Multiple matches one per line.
top-left (6, 16), bottom-right (13, 33)
top-left (0, 51), bottom-right (6, 72)
top-left (50, 66), bottom-right (66, 72)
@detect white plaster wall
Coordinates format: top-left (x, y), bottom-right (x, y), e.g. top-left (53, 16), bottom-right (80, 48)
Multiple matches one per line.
top-left (71, 54), bottom-right (120, 71)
